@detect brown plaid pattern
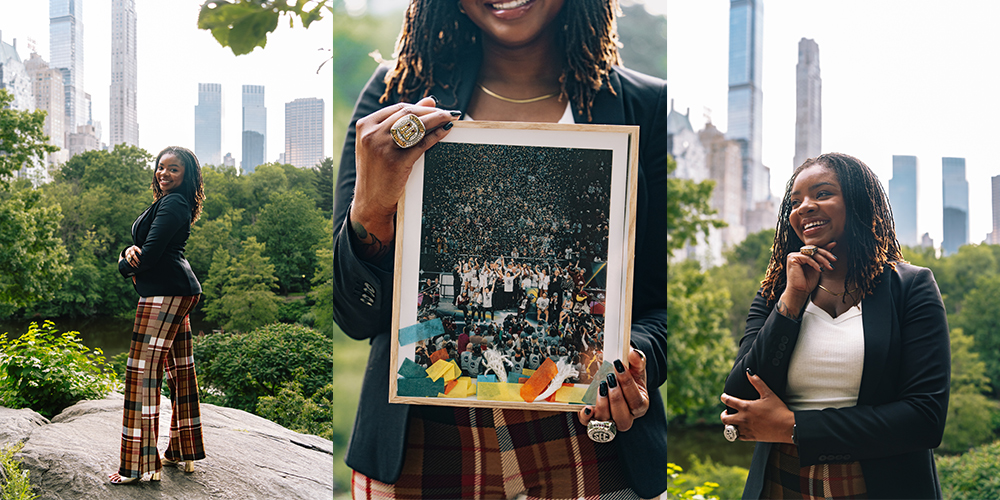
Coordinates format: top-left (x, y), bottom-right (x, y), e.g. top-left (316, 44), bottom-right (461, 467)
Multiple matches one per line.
top-left (119, 295), bottom-right (204, 478)
top-left (762, 443), bottom-right (867, 499)
top-left (352, 407), bottom-right (639, 500)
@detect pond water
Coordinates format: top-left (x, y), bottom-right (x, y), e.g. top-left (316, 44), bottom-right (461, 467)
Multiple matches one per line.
top-left (1, 312), bottom-right (219, 359)
top-left (668, 425), bottom-right (757, 471)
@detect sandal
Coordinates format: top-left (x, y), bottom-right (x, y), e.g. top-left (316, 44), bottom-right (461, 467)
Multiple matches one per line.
top-left (108, 472), bottom-right (139, 485)
top-left (162, 456), bottom-right (195, 473)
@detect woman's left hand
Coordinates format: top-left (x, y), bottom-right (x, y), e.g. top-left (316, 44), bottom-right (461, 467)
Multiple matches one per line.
top-left (720, 370), bottom-right (795, 443)
top-left (578, 348), bottom-right (649, 432)
top-left (124, 245), bottom-right (142, 267)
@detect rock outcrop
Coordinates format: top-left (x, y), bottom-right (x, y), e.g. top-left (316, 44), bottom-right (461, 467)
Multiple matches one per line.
top-left (2, 394), bottom-right (333, 499)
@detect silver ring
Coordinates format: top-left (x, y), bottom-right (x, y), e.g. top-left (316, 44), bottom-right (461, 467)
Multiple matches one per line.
top-left (390, 114), bottom-right (426, 148)
top-left (800, 245), bottom-right (818, 256)
top-left (724, 424), bottom-right (739, 442)
top-left (587, 420), bottom-right (617, 443)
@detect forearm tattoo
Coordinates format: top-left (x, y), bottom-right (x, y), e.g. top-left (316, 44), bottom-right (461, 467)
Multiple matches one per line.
top-left (775, 299), bottom-right (801, 321)
top-left (350, 219), bottom-right (391, 261)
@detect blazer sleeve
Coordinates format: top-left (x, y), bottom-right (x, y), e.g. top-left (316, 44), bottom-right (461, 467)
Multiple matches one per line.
top-left (794, 267), bottom-right (950, 465)
top-left (332, 66), bottom-right (396, 340)
top-left (724, 291), bottom-right (804, 405)
top-left (118, 194), bottom-right (190, 278)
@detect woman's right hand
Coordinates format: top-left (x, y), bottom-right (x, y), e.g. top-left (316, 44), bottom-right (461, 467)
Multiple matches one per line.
top-left (350, 96), bottom-right (461, 256)
top-left (777, 241), bottom-right (837, 318)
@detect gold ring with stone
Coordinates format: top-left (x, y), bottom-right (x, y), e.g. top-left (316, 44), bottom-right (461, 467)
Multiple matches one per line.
top-left (724, 424), bottom-right (739, 442)
top-left (800, 245), bottom-right (818, 257)
top-left (587, 420), bottom-right (617, 443)
top-left (390, 114), bottom-right (426, 148)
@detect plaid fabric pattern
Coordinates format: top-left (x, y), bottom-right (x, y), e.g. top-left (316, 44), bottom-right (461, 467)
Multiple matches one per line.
top-left (119, 295), bottom-right (204, 478)
top-left (762, 443), bottom-right (867, 499)
top-left (352, 407), bottom-right (639, 500)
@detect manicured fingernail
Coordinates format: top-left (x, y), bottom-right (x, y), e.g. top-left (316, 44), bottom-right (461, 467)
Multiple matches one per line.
top-left (429, 94), bottom-right (439, 105)
top-left (830, 264), bottom-right (835, 269)
top-left (614, 359), bottom-right (625, 373)
top-left (599, 382), bottom-right (608, 397)
top-left (449, 110), bottom-right (463, 117)
top-left (584, 407), bottom-right (591, 415)
top-left (443, 122), bottom-right (454, 130)
top-left (746, 366), bottom-right (755, 376)
top-left (606, 373), bottom-right (618, 389)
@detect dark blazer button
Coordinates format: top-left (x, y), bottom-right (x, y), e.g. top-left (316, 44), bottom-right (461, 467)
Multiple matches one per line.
top-left (819, 455), bottom-right (827, 461)
top-left (781, 336), bottom-right (789, 343)
top-left (772, 359), bottom-right (780, 366)
top-left (775, 351), bottom-right (783, 359)
top-left (779, 344), bottom-right (786, 351)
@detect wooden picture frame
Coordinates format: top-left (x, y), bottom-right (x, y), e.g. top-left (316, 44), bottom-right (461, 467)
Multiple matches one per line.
top-left (389, 121), bottom-right (639, 411)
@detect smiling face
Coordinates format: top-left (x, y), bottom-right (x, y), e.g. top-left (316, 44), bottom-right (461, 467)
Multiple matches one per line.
top-left (459, 0), bottom-right (566, 49)
top-left (156, 153), bottom-right (186, 194)
top-left (788, 163), bottom-right (848, 248)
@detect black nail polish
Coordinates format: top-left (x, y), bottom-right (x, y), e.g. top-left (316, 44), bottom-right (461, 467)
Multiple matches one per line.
top-left (443, 122), bottom-right (454, 130)
top-left (830, 263), bottom-right (835, 270)
top-left (429, 94), bottom-right (439, 106)
top-left (599, 381), bottom-right (608, 397)
top-left (449, 110), bottom-right (463, 117)
top-left (614, 359), bottom-right (625, 373)
top-left (584, 407), bottom-right (591, 415)
top-left (607, 373), bottom-right (618, 389)
top-left (746, 366), bottom-right (755, 376)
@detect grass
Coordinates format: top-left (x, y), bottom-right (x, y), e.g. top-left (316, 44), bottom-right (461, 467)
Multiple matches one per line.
top-left (0, 443), bottom-right (36, 500)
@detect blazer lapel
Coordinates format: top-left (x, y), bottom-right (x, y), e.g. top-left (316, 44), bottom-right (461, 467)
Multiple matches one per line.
top-left (858, 266), bottom-right (893, 404)
top-left (576, 71), bottom-right (626, 124)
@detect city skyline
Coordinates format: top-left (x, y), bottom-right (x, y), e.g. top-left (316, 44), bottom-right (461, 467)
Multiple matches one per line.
top-left (669, 0), bottom-right (1000, 247)
top-left (1, 1), bottom-right (333, 168)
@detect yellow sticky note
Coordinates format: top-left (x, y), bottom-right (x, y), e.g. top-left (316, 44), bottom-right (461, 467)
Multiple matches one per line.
top-left (445, 360), bottom-right (462, 382)
top-left (444, 376), bottom-right (477, 398)
top-left (554, 385), bottom-right (588, 404)
top-left (521, 368), bottom-right (536, 377)
top-left (477, 382), bottom-right (526, 402)
top-left (426, 359), bottom-right (453, 381)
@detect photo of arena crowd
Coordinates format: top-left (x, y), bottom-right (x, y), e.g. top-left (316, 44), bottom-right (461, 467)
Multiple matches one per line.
top-left (396, 142), bottom-right (616, 404)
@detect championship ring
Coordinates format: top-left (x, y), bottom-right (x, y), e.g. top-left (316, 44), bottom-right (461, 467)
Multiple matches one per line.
top-left (587, 420), bottom-right (617, 443)
top-left (724, 424), bottom-right (739, 442)
top-left (390, 114), bottom-right (426, 148)
top-left (800, 245), bottom-right (818, 256)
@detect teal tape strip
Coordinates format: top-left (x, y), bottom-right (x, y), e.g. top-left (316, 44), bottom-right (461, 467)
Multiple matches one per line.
top-left (398, 318), bottom-right (445, 345)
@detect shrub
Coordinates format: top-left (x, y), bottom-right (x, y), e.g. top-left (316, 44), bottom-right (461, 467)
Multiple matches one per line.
top-left (0, 443), bottom-right (36, 500)
top-left (193, 323), bottom-right (332, 412)
top-left (667, 462), bottom-right (720, 500)
top-left (0, 321), bottom-right (117, 418)
top-left (668, 456), bottom-right (748, 500)
top-left (256, 377), bottom-right (333, 441)
top-left (937, 440), bottom-right (1000, 500)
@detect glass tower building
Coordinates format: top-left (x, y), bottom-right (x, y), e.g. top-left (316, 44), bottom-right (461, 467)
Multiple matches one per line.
top-left (888, 155), bottom-right (918, 247)
top-left (241, 84), bottom-right (266, 174)
top-left (727, 0), bottom-right (765, 205)
top-left (195, 83), bottom-right (222, 166)
top-left (942, 157), bottom-right (969, 256)
top-left (109, 0), bottom-right (138, 147)
top-left (284, 97), bottom-right (325, 168)
top-left (50, 0), bottom-right (85, 130)
top-left (793, 38), bottom-right (821, 170)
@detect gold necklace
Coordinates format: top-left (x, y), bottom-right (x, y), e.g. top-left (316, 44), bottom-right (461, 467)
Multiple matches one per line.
top-left (477, 83), bottom-right (559, 104)
top-left (817, 284), bottom-right (857, 297)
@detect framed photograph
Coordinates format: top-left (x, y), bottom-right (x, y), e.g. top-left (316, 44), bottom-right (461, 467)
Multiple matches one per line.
top-left (389, 121), bottom-right (639, 411)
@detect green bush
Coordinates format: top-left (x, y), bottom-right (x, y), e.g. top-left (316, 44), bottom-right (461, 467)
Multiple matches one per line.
top-left (277, 297), bottom-right (312, 324)
top-left (257, 377), bottom-right (333, 441)
top-left (193, 323), bottom-right (332, 412)
top-left (0, 443), bottom-right (36, 500)
top-left (0, 321), bottom-right (117, 418)
top-left (668, 456), bottom-right (748, 500)
top-left (937, 440), bottom-right (1000, 500)
top-left (667, 462), bottom-right (720, 500)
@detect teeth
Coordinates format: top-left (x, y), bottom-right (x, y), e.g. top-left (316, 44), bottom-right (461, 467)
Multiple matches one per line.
top-left (490, 0), bottom-right (530, 9)
top-left (805, 221), bottom-right (827, 230)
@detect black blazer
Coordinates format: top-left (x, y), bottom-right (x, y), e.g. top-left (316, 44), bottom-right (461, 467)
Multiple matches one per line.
top-left (332, 57), bottom-right (669, 498)
top-left (118, 192), bottom-right (202, 297)
top-left (725, 263), bottom-right (949, 499)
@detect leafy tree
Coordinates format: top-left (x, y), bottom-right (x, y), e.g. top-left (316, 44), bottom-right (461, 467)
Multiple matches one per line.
top-left (941, 328), bottom-right (998, 453)
top-left (953, 274), bottom-right (1000, 396)
top-left (617, 3), bottom-right (667, 79)
top-left (709, 229), bottom-right (775, 339)
top-left (0, 186), bottom-right (70, 307)
top-left (944, 244), bottom-right (997, 314)
top-left (198, 0), bottom-right (334, 56)
top-left (251, 190), bottom-right (326, 293)
top-left (667, 155), bottom-right (725, 256)
top-left (314, 157), bottom-right (334, 217)
top-left (0, 88), bottom-right (58, 183)
top-left (310, 220), bottom-right (334, 336)
top-left (187, 209), bottom-right (245, 281)
top-left (203, 237), bottom-right (283, 332)
top-left (937, 440), bottom-right (1000, 500)
top-left (257, 378), bottom-right (334, 440)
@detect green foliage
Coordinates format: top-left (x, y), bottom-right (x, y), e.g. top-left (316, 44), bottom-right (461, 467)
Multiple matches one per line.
top-left (709, 229), bottom-right (774, 339)
top-left (277, 297), bottom-right (312, 324)
top-left (954, 274), bottom-right (1000, 396)
top-left (310, 221), bottom-right (334, 336)
top-left (0, 443), bottom-right (36, 500)
top-left (314, 157), bottom-right (334, 218)
top-left (0, 88), bottom-right (58, 184)
top-left (187, 209), bottom-right (245, 281)
top-left (617, 3), bottom-right (667, 79)
top-left (937, 440), bottom-right (1000, 500)
top-left (667, 457), bottom-right (747, 500)
top-left (667, 154), bottom-right (726, 256)
top-left (0, 187), bottom-right (70, 307)
top-left (0, 321), bottom-right (117, 418)
top-left (251, 190), bottom-right (326, 294)
top-left (203, 237), bottom-right (283, 332)
top-left (193, 323), bottom-right (332, 413)
top-left (940, 328), bottom-right (999, 453)
top-left (667, 260), bottom-right (735, 423)
top-left (257, 378), bottom-right (333, 440)
top-left (198, 0), bottom-right (333, 55)
top-left (666, 462), bottom-right (720, 500)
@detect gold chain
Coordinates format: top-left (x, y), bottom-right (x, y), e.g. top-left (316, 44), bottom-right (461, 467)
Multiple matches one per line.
top-left (817, 284), bottom-right (857, 297)
top-left (477, 84), bottom-right (559, 104)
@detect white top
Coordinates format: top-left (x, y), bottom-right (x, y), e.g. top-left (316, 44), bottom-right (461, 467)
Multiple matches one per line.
top-left (464, 102), bottom-right (575, 124)
top-left (785, 301), bottom-right (865, 412)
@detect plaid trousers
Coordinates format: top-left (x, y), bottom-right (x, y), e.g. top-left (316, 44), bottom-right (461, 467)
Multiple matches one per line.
top-left (762, 443), bottom-right (867, 499)
top-left (119, 295), bottom-right (205, 478)
top-left (352, 406), bottom-right (640, 500)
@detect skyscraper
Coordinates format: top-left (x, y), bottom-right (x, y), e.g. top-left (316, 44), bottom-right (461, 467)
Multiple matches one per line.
top-left (942, 157), bottom-right (969, 256)
top-left (195, 83), bottom-right (222, 166)
top-left (726, 0), bottom-right (765, 206)
top-left (241, 84), bottom-right (266, 174)
top-left (888, 155), bottom-right (918, 247)
top-left (793, 38), bottom-right (821, 169)
top-left (0, 33), bottom-right (35, 111)
top-left (25, 52), bottom-right (67, 166)
top-left (109, 0), bottom-right (138, 147)
top-left (284, 97), bottom-right (324, 168)
top-left (990, 175), bottom-right (1000, 245)
top-left (50, 0), bottom-right (86, 130)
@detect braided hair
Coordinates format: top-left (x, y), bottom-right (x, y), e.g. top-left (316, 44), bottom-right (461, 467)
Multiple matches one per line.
top-left (151, 146), bottom-right (206, 223)
top-left (760, 153), bottom-right (904, 304)
top-left (379, 0), bottom-right (622, 121)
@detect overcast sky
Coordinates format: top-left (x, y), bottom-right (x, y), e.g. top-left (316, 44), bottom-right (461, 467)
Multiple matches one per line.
top-left (668, 0), bottom-right (1000, 246)
top-left (1, 1), bottom-right (333, 168)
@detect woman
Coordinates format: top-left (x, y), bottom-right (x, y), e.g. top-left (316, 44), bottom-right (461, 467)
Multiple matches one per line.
top-left (333, 0), bottom-right (667, 497)
top-left (720, 153), bottom-right (950, 499)
top-left (109, 146), bottom-right (206, 484)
